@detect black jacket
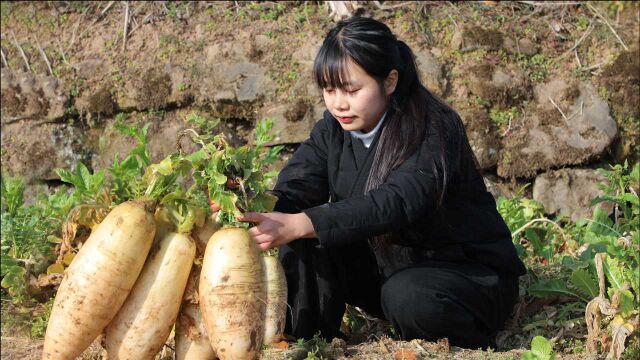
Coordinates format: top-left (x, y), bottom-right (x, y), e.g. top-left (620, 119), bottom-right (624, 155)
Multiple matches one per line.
top-left (272, 104), bottom-right (526, 277)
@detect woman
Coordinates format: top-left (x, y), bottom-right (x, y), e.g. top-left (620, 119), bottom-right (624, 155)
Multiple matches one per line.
top-left (211, 16), bottom-right (526, 349)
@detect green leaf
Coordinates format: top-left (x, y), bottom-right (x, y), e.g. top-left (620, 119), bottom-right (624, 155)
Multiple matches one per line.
top-left (214, 173), bottom-right (227, 185)
top-left (250, 193), bottom-right (278, 212)
top-left (1, 176), bottom-right (25, 215)
top-left (618, 289), bottom-right (635, 317)
top-left (603, 255), bottom-right (627, 290)
top-left (570, 269), bottom-right (599, 298)
top-left (531, 335), bottom-right (555, 360)
top-left (0, 255), bottom-right (18, 276)
top-left (529, 279), bottom-right (588, 302)
top-left (562, 256), bottom-right (589, 270)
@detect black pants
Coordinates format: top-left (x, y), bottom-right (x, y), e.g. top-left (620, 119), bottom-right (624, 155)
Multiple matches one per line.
top-left (279, 239), bottom-right (519, 349)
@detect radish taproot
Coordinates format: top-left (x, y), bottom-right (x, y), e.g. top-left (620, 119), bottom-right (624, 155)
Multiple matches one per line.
top-left (175, 266), bottom-right (216, 360)
top-left (262, 253), bottom-right (287, 344)
top-left (42, 200), bottom-right (156, 360)
top-left (104, 231), bottom-right (196, 359)
top-left (199, 227), bottom-right (267, 360)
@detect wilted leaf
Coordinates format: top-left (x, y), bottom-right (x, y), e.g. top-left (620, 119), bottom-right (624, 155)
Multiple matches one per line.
top-left (46, 263), bottom-right (65, 275)
top-left (62, 253), bottom-right (76, 266)
top-left (393, 349), bottom-right (416, 360)
top-left (270, 341), bottom-right (289, 350)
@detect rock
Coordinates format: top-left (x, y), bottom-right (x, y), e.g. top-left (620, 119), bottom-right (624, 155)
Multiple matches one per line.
top-left (498, 80), bottom-right (618, 178)
top-left (504, 37), bottom-right (538, 56)
top-left (1, 70), bottom-right (69, 122)
top-left (118, 65), bottom-right (173, 111)
top-left (458, 106), bottom-right (500, 170)
top-left (533, 168), bottom-right (614, 221)
top-left (451, 26), bottom-right (503, 52)
top-left (75, 86), bottom-right (116, 121)
top-left (415, 49), bottom-right (447, 96)
top-left (599, 49), bottom-right (639, 119)
top-left (467, 63), bottom-right (530, 109)
top-left (74, 58), bottom-right (112, 82)
top-left (257, 100), bottom-right (324, 145)
top-left (190, 41), bottom-right (272, 117)
top-left (1, 121), bottom-right (91, 182)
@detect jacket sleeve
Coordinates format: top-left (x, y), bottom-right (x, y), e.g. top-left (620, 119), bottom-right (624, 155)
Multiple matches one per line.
top-left (271, 118), bottom-right (330, 214)
top-left (303, 123), bottom-right (459, 248)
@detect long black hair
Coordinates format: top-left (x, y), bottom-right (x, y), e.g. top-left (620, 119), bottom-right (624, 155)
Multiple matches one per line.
top-left (312, 16), bottom-right (456, 259)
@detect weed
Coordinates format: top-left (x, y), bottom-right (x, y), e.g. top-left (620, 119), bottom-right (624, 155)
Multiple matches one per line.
top-left (575, 15), bottom-right (590, 32)
top-left (490, 107), bottom-right (520, 130)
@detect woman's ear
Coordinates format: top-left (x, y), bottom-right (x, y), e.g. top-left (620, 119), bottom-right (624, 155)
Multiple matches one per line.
top-left (384, 69), bottom-right (399, 96)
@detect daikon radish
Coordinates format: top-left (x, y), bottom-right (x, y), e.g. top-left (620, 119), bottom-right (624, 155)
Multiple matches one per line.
top-left (42, 200), bottom-right (156, 360)
top-left (199, 227), bottom-right (266, 360)
top-left (192, 216), bottom-right (220, 254)
top-left (262, 254), bottom-right (287, 344)
top-left (175, 266), bottom-right (216, 360)
top-left (104, 231), bottom-right (196, 359)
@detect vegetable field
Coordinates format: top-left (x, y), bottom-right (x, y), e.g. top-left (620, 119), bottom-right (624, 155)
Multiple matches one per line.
top-left (1, 113), bottom-right (638, 359)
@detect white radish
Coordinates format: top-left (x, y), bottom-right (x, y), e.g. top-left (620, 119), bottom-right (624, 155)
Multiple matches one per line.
top-left (42, 200), bottom-right (156, 360)
top-left (199, 227), bottom-right (266, 360)
top-left (104, 231), bottom-right (196, 359)
top-left (175, 266), bottom-right (216, 360)
top-left (191, 216), bottom-right (220, 255)
top-left (262, 254), bottom-right (288, 344)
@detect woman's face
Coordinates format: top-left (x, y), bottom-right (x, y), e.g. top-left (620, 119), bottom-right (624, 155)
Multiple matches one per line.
top-left (322, 59), bottom-right (398, 133)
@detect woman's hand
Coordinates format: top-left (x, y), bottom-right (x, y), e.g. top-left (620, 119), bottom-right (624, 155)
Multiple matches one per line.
top-left (240, 212), bottom-right (316, 251)
top-left (208, 198), bottom-right (221, 221)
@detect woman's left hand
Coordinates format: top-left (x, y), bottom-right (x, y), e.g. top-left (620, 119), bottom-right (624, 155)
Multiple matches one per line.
top-left (240, 212), bottom-right (316, 251)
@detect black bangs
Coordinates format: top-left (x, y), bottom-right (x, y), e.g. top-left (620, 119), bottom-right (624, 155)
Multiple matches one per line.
top-left (313, 38), bottom-right (352, 90)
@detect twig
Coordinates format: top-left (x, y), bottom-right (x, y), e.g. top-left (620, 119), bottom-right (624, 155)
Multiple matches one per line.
top-left (67, 5), bottom-right (92, 51)
top-left (35, 37), bottom-right (54, 76)
top-left (448, 14), bottom-right (459, 31)
top-left (567, 100), bottom-right (583, 120)
top-left (579, 62), bottom-right (605, 72)
top-left (55, 38), bottom-right (69, 65)
top-left (518, 1), bottom-right (581, 6)
top-left (122, 1), bottom-right (130, 53)
top-left (548, 95), bottom-right (568, 122)
top-left (1, 47), bottom-right (9, 68)
top-left (501, 117), bottom-right (513, 137)
top-left (128, 11), bottom-right (154, 37)
top-left (101, 1), bottom-right (115, 16)
top-left (75, 2), bottom-right (114, 47)
top-left (10, 31), bottom-right (31, 72)
top-left (373, 1), bottom-right (415, 10)
top-left (574, 49), bottom-right (582, 68)
top-left (568, 22), bottom-right (594, 53)
top-left (586, 3), bottom-right (629, 51)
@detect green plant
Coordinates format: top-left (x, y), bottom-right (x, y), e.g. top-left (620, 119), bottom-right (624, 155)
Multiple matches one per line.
top-left (522, 335), bottom-right (556, 360)
top-left (189, 118), bottom-right (283, 226)
top-left (575, 15), bottom-right (590, 32)
top-left (1, 177), bottom-right (75, 302)
top-left (511, 162), bottom-right (639, 358)
top-left (490, 107), bottom-right (520, 130)
top-left (30, 297), bottom-right (54, 337)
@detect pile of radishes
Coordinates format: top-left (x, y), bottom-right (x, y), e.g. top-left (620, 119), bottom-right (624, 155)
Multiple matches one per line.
top-left (42, 120), bottom-right (287, 360)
